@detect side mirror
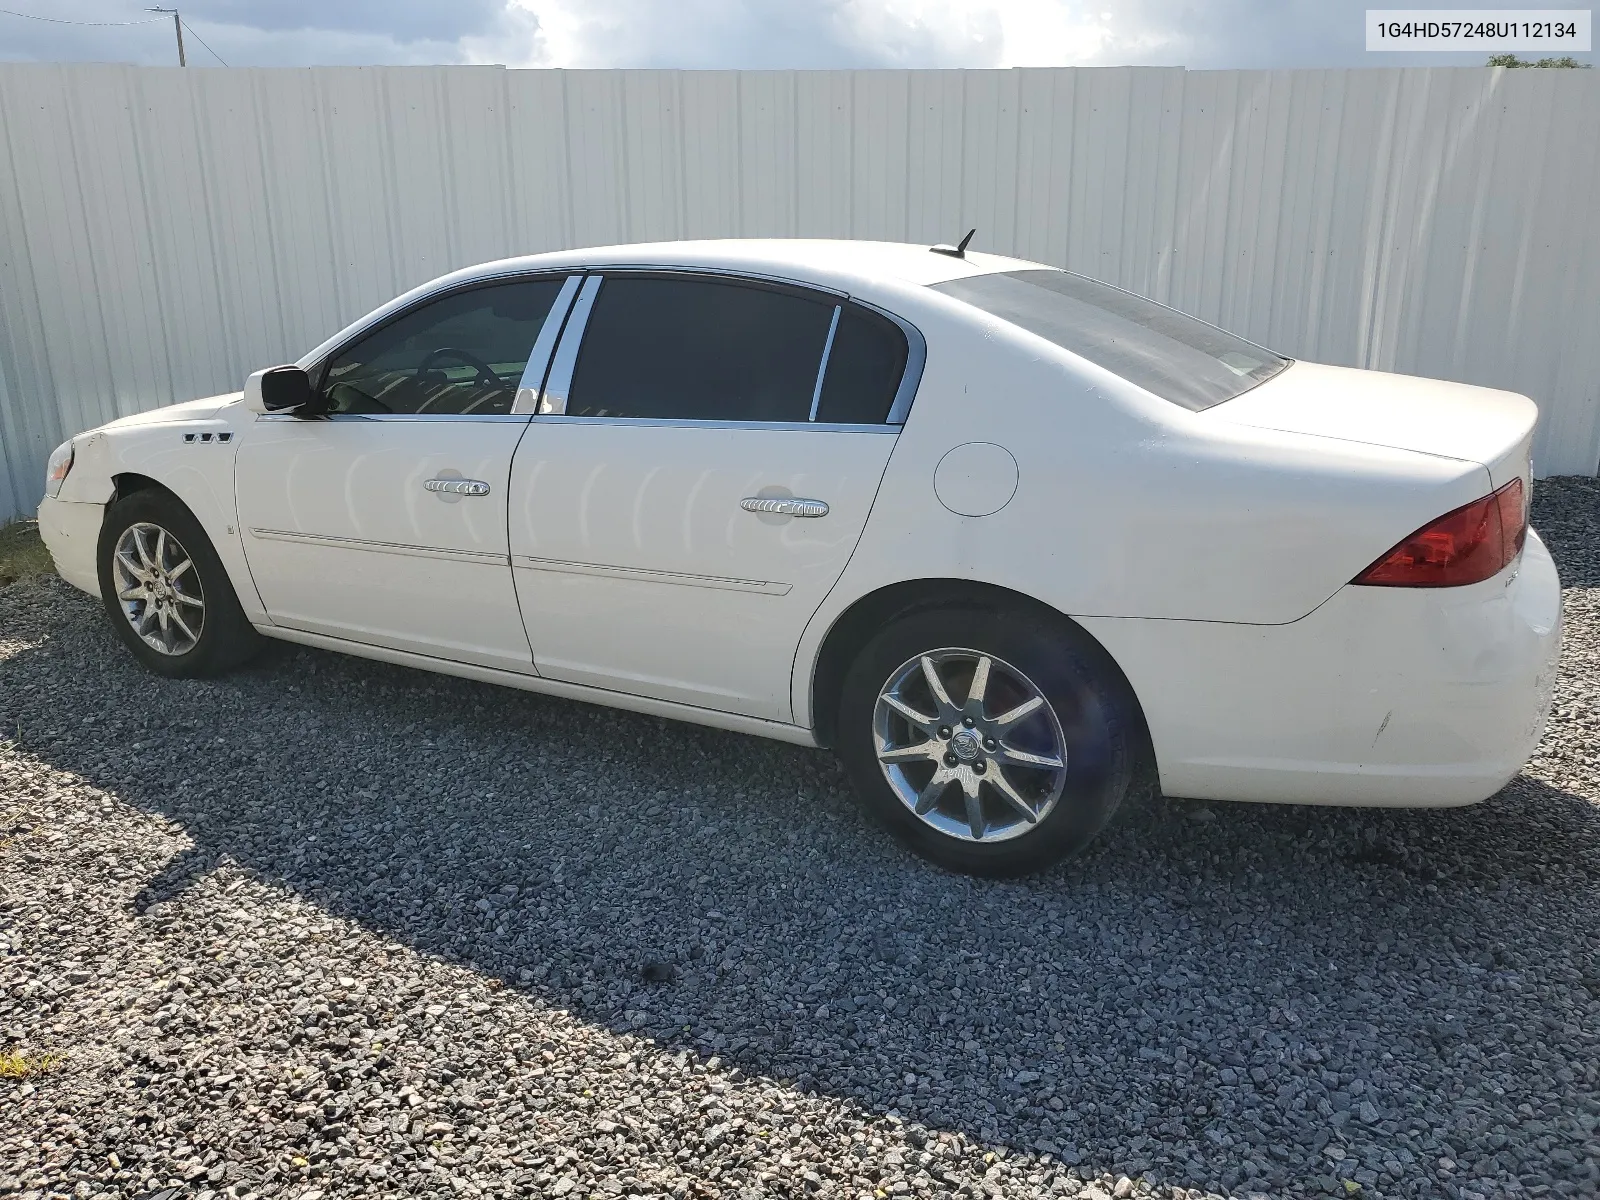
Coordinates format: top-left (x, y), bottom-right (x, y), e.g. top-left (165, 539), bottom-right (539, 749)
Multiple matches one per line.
top-left (244, 365), bottom-right (313, 414)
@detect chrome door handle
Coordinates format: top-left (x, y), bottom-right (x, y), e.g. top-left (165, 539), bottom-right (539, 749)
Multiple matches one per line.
top-left (424, 478), bottom-right (491, 497)
top-left (740, 496), bottom-right (828, 518)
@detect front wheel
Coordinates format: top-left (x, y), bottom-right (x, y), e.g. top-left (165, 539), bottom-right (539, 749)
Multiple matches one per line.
top-left (836, 605), bottom-right (1142, 877)
top-left (96, 489), bottom-right (262, 678)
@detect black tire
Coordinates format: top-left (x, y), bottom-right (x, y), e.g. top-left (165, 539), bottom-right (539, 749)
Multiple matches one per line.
top-left (96, 488), bottom-right (262, 678)
top-left (836, 604), bottom-right (1142, 877)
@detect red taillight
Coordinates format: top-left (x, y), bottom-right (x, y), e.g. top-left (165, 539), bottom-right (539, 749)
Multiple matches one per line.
top-left (1353, 477), bottom-right (1526, 587)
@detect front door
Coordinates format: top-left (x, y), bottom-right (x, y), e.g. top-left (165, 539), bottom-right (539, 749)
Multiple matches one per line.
top-left (509, 272), bottom-right (916, 722)
top-left (236, 276), bottom-right (576, 670)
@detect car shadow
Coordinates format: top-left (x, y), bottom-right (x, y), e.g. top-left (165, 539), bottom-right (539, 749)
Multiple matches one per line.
top-left (4, 573), bottom-right (1599, 1193)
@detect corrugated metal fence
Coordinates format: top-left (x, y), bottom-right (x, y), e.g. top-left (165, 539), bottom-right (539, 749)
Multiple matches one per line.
top-left (2, 63), bottom-right (1598, 519)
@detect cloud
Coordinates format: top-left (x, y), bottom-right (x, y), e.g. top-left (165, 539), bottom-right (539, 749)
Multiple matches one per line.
top-left (0, 0), bottom-right (542, 66)
top-left (0, 0), bottom-right (1588, 69)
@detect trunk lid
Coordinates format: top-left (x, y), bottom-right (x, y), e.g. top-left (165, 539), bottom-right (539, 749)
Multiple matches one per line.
top-left (1207, 361), bottom-right (1537, 489)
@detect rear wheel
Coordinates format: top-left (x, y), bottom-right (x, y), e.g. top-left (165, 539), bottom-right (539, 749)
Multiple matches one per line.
top-left (97, 489), bottom-right (261, 678)
top-left (836, 605), bottom-right (1141, 876)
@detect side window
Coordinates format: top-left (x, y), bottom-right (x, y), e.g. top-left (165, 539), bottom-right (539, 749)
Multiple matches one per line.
top-left (320, 279), bottom-right (565, 416)
top-left (814, 304), bottom-right (909, 424)
top-left (566, 276), bottom-right (836, 422)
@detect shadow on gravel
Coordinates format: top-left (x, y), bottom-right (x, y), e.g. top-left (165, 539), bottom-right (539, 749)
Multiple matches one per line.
top-left (4, 475), bottom-right (1599, 1194)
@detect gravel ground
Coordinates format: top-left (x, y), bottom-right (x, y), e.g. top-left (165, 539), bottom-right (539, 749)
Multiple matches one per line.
top-left (3, 477), bottom-right (1599, 1200)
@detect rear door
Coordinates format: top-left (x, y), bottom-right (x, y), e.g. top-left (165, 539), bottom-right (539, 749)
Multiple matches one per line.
top-left (236, 275), bottom-right (578, 670)
top-left (508, 271), bottom-right (918, 722)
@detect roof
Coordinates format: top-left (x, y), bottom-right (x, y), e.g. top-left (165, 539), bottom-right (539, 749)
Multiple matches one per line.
top-left (455, 238), bottom-right (1044, 292)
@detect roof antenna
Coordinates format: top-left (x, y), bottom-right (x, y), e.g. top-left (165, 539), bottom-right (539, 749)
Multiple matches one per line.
top-left (930, 228), bottom-right (977, 258)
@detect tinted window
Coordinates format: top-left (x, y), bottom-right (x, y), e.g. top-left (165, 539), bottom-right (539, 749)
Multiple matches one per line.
top-left (932, 269), bottom-right (1288, 411)
top-left (321, 279), bottom-right (564, 416)
top-left (567, 276), bottom-right (835, 422)
top-left (814, 305), bottom-right (909, 424)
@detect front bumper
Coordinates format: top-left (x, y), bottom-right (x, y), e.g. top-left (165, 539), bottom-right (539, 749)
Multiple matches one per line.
top-left (37, 494), bottom-right (103, 596)
top-left (1080, 528), bottom-right (1563, 807)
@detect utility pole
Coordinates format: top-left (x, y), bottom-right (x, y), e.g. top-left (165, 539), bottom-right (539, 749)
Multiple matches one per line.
top-left (149, 8), bottom-right (186, 66)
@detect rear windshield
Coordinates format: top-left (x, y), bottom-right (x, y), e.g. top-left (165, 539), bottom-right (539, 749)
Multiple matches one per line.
top-left (932, 269), bottom-right (1289, 411)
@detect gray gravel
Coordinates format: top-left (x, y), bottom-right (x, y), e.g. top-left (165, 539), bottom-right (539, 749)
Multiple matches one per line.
top-left (3, 477), bottom-right (1599, 1200)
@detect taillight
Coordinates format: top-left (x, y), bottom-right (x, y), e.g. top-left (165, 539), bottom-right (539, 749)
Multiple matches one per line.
top-left (1353, 477), bottom-right (1526, 587)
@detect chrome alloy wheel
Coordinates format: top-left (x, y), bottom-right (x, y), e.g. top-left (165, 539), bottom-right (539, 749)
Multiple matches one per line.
top-left (872, 648), bottom-right (1069, 843)
top-left (112, 521), bottom-right (205, 656)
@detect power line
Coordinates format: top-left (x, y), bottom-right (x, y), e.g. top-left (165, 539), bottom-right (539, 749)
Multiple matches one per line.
top-left (180, 18), bottom-right (226, 66)
top-left (0, 7), bottom-right (164, 23)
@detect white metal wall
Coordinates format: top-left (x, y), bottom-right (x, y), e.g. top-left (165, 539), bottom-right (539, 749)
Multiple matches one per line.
top-left (2, 63), bottom-right (1598, 520)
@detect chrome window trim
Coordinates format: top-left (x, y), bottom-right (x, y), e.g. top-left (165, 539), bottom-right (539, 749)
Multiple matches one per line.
top-left (562, 262), bottom-right (848, 299)
top-left (849, 296), bottom-right (926, 426)
top-left (544, 269), bottom-right (923, 429)
top-left (257, 412), bottom-right (531, 424)
top-left (808, 305), bottom-right (842, 423)
top-left (298, 264), bottom-right (927, 429)
top-left (526, 415), bottom-right (900, 434)
top-left (298, 268), bottom-right (585, 391)
top-left (539, 275), bottom-right (603, 416)
top-left (512, 274), bottom-right (584, 414)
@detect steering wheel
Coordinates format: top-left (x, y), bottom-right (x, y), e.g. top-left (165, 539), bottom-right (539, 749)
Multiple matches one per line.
top-left (414, 347), bottom-right (505, 412)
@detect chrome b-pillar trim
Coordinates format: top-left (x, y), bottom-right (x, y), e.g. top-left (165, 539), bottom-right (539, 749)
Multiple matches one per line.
top-left (512, 274), bottom-right (584, 415)
top-left (538, 275), bottom-right (603, 416)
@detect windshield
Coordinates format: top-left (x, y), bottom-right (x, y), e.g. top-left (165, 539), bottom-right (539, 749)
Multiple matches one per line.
top-left (932, 269), bottom-right (1289, 411)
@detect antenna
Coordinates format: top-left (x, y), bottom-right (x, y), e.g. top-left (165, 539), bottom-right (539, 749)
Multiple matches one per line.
top-left (929, 228), bottom-right (977, 259)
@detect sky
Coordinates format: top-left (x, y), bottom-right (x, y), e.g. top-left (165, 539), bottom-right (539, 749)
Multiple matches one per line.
top-left (0, 0), bottom-right (1590, 70)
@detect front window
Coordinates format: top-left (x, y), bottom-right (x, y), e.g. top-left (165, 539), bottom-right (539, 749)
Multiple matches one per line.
top-left (932, 269), bottom-right (1288, 411)
top-left (320, 279), bottom-right (567, 416)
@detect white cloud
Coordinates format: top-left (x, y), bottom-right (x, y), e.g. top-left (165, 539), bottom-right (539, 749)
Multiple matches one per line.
top-left (0, 0), bottom-right (1588, 68)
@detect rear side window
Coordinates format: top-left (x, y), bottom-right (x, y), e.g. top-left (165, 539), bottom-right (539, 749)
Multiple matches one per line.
top-left (567, 276), bottom-right (835, 423)
top-left (932, 269), bottom-right (1288, 411)
top-left (814, 305), bottom-right (909, 425)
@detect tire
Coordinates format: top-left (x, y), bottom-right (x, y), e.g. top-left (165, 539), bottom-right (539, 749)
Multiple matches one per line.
top-left (836, 604), bottom-right (1141, 877)
top-left (96, 488), bottom-right (262, 678)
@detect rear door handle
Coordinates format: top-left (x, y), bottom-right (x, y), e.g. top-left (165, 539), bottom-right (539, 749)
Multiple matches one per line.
top-left (424, 478), bottom-right (492, 496)
top-left (740, 496), bottom-right (828, 518)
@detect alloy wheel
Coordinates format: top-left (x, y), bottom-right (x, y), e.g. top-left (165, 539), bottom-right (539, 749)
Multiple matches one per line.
top-left (872, 647), bottom-right (1069, 842)
top-left (112, 521), bottom-right (206, 656)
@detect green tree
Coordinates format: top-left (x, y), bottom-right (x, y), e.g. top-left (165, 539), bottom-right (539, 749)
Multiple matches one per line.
top-left (1487, 54), bottom-right (1590, 67)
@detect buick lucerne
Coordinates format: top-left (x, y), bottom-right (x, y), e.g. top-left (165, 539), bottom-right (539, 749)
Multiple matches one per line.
top-left (37, 240), bottom-right (1562, 875)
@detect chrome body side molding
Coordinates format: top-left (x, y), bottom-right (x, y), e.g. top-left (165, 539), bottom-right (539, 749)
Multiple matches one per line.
top-left (510, 553), bottom-right (792, 596)
top-left (249, 527), bottom-right (507, 566)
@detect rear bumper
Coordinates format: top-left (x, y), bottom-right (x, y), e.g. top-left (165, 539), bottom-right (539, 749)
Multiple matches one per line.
top-left (1080, 528), bottom-right (1563, 807)
top-left (37, 495), bottom-right (103, 596)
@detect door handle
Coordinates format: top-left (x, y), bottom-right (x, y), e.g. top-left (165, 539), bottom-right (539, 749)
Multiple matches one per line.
top-left (424, 478), bottom-right (492, 496)
top-left (740, 496), bottom-right (828, 518)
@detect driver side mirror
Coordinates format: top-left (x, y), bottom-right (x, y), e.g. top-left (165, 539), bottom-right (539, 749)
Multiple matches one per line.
top-left (244, 365), bottom-right (314, 414)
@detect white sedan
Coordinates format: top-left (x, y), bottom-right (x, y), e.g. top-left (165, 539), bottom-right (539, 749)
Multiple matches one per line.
top-left (37, 239), bottom-right (1562, 875)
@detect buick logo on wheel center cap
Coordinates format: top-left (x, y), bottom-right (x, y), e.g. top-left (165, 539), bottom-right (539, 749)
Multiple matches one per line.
top-left (950, 730), bottom-right (981, 761)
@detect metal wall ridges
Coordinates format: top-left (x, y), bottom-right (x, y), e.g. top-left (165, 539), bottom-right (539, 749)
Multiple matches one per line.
top-left (2, 64), bottom-right (1597, 518)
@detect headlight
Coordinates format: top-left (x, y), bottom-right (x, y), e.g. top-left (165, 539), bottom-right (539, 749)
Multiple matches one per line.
top-left (44, 439), bottom-right (74, 498)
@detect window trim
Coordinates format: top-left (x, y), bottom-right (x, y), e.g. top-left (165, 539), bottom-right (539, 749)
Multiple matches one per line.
top-left (305, 270), bottom-right (585, 421)
top-left (807, 306), bottom-right (843, 423)
top-left (534, 268), bottom-right (926, 428)
top-left (536, 274), bottom-right (602, 416)
top-left (527, 415), bottom-right (902, 434)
